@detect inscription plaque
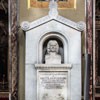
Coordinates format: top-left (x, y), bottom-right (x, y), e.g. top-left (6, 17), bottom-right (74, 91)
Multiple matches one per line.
top-left (37, 71), bottom-right (68, 100)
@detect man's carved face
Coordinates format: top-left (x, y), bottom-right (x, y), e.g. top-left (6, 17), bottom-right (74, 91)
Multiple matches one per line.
top-left (47, 40), bottom-right (59, 53)
top-left (50, 44), bottom-right (57, 52)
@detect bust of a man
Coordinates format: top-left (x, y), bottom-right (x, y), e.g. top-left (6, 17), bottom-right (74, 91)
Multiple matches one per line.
top-left (45, 40), bottom-right (61, 64)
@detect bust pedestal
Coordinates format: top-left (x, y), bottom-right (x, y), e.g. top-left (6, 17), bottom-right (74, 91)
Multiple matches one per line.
top-left (45, 53), bottom-right (61, 64)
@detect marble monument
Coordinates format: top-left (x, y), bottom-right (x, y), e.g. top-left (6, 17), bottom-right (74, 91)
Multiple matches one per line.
top-left (21, 0), bottom-right (85, 100)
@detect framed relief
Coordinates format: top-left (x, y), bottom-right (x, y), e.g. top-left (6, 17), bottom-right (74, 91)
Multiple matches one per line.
top-left (28, 0), bottom-right (76, 9)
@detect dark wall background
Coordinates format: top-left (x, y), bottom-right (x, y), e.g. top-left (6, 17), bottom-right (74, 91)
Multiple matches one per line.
top-left (0, 0), bottom-right (9, 99)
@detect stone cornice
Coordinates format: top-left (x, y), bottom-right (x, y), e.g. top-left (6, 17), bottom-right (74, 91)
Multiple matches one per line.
top-left (35, 64), bottom-right (72, 69)
top-left (21, 15), bottom-right (85, 32)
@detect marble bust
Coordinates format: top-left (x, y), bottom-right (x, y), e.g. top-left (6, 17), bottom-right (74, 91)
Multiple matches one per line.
top-left (45, 40), bottom-right (61, 64)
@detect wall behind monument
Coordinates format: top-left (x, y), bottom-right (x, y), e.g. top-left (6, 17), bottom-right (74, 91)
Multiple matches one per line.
top-left (19, 0), bottom-right (85, 22)
top-left (18, 0), bottom-right (85, 100)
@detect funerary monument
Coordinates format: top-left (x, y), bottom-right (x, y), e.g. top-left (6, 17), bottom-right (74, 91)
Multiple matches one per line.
top-left (21, 0), bottom-right (85, 100)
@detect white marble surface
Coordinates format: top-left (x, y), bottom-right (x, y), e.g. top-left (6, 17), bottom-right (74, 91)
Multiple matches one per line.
top-left (26, 20), bottom-right (81, 64)
top-left (21, 15), bottom-right (85, 32)
top-left (35, 64), bottom-right (72, 100)
top-left (25, 64), bottom-right (37, 100)
top-left (24, 15), bottom-right (82, 100)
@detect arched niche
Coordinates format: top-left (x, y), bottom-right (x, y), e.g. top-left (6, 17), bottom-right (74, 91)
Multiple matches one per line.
top-left (43, 37), bottom-right (64, 63)
top-left (38, 32), bottom-right (69, 64)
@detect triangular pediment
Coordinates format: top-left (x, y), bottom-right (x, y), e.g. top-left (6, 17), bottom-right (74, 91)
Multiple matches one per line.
top-left (21, 15), bottom-right (85, 32)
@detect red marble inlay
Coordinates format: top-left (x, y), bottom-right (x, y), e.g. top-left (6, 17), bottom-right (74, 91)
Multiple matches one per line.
top-left (86, 0), bottom-right (93, 100)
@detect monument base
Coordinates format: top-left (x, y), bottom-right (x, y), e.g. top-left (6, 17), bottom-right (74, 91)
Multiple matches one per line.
top-left (35, 64), bottom-right (72, 100)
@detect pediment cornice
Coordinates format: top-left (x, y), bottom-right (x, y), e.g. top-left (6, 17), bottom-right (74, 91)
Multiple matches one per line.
top-left (21, 15), bottom-right (85, 32)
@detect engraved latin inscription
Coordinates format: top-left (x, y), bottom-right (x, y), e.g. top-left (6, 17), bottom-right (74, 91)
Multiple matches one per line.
top-left (38, 71), bottom-right (68, 100)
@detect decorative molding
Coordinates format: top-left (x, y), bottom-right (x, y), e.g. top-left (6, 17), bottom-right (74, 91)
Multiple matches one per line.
top-left (21, 21), bottom-right (30, 31)
top-left (21, 15), bottom-right (84, 32)
top-left (35, 64), bottom-right (72, 69)
top-left (21, 16), bottom-right (51, 31)
top-left (77, 21), bottom-right (86, 31)
top-left (56, 15), bottom-right (79, 30)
